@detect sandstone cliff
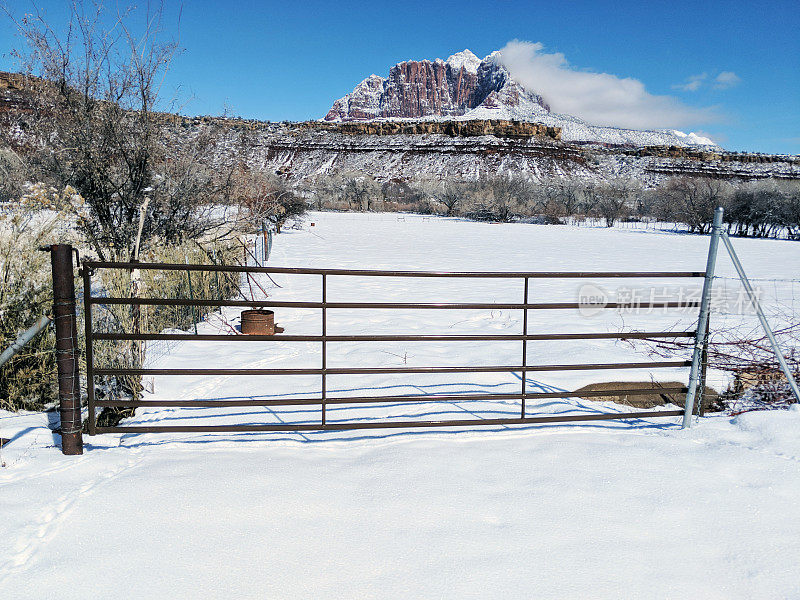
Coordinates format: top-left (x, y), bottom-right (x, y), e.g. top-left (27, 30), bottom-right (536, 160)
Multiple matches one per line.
top-left (325, 50), bottom-right (548, 122)
top-left (301, 119), bottom-right (560, 140)
top-left (323, 50), bottom-right (727, 150)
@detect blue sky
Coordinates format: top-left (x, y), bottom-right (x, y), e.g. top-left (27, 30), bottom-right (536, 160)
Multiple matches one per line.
top-left (1, 0), bottom-right (798, 154)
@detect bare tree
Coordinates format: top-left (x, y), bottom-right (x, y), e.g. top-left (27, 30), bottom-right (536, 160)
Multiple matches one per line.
top-left (232, 166), bottom-right (306, 233)
top-left (659, 177), bottom-right (728, 234)
top-left (2, 1), bottom-right (235, 261)
top-left (341, 176), bottom-right (381, 211)
top-left (433, 179), bottom-right (465, 216)
top-left (583, 181), bottom-right (630, 227)
top-left (468, 176), bottom-right (530, 222)
top-left (0, 1), bottom-right (258, 419)
top-left (553, 179), bottom-right (584, 216)
top-left (379, 179), bottom-right (419, 210)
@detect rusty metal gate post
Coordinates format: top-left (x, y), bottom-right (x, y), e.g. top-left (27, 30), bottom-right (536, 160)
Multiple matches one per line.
top-left (48, 244), bottom-right (84, 454)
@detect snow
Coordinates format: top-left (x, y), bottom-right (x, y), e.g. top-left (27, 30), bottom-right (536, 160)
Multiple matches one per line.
top-left (446, 49), bottom-right (481, 73)
top-left (258, 127), bottom-right (793, 184)
top-left (669, 129), bottom-right (717, 147)
top-left (457, 99), bottom-right (719, 148)
top-left (2, 212), bottom-right (800, 598)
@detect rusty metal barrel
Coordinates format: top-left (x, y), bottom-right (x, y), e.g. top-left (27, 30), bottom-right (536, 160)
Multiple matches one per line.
top-left (240, 309), bottom-right (275, 335)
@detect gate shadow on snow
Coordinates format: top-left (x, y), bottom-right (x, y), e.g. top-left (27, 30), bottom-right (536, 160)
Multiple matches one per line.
top-left (98, 375), bottom-right (682, 450)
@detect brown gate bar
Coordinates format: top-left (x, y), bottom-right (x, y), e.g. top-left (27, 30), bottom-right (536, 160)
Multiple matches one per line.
top-left (94, 362), bottom-right (691, 376)
top-left (82, 261), bottom-right (704, 436)
top-left (95, 387), bottom-right (689, 408)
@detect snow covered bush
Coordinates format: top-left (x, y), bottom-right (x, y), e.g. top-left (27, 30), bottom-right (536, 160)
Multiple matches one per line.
top-left (642, 310), bottom-right (799, 414)
top-left (725, 367), bottom-right (799, 414)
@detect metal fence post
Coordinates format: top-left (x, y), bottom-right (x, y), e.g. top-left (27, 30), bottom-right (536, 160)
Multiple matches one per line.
top-left (521, 277), bottom-right (529, 419)
top-left (321, 273), bottom-right (327, 426)
top-left (49, 244), bottom-right (84, 454)
top-left (83, 265), bottom-right (96, 436)
top-left (682, 208), bottom-right (724, 428)
top-left (699, 316), bottom-right (711, 417)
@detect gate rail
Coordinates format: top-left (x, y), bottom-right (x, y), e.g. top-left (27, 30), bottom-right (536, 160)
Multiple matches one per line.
top-left (82, 262), bottom-right (706, 435)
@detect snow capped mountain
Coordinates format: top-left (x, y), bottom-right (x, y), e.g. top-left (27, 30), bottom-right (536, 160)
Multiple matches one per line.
top-left (324, 50), bottom-right (719, 149)
top-left (325, 49), bottom-right (550, 123)
top-left (445, 49), bottom-right (481, 73)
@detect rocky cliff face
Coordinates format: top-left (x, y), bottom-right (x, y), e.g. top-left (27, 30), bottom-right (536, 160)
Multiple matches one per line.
top-left (325, 50), bottom-right (549, 122)
top-left (324, 50), bottom-right (724, 150)
top-left (302, 119), bottom-right (560, 140)
top-left (250, 126), bottom-right (799, 185)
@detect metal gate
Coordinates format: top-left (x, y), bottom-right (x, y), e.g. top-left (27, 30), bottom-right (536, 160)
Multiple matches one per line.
top-left (81, 262), bottom-right (707, 435)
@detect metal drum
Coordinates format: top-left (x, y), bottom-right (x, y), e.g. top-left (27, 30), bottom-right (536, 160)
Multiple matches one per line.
top-left (240, 309), bottom-right (275, 335)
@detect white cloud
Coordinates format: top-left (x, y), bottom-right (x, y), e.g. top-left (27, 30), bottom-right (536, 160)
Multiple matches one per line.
top-left (498, 40), bottom-right (718, 130)
top-left (673, 71), bottom-right (741, 92)
top-left (714, 71), bottom-right (741, 89)
top-left (672, 73), bottom-right (707, 92)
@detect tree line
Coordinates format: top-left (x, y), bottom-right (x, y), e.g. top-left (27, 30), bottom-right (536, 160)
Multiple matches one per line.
top-left (302, 173), bottom-right (800, 240)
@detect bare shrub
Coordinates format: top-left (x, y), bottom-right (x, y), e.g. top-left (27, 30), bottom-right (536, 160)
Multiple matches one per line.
top-left (0, 198), bottom-right (79, 411)
top-left (382, 179), bottom-right (425, 212)
top-left (429, 179), bottom-right (471, 216)
top-left (342, 175), bottom-right (382, 211)
top-left (641, 311), bottom-right (799, 413)
top-left (727, 180), bottom-right (800, 239)
top-left (458, 176), bottom-right (533, 222)
top-left (230, 167), bottom-right (306, 233)
top-left (0, 149), bottom-right (25, 204)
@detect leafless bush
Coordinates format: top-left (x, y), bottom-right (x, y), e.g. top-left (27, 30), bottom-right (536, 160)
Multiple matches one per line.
top-left (342, 176), bottom-right (382, 211)
top-left (452, 176), bottom-right (533, 222)
top-left (581, 181), bottom-right (632, 227)
top-left (0, 149), bottom-right (25, 204)
top-left (642, 314), bottom-right (799, 413)
top-left (382, 179), bottom-right (425, 211)
top-left (726, 180), bottom-right (800, 239)
top-left (432, 180), bottom-right (465, 216)
top-left (229, 166), bottom-right (306, 233)
top-left (301, 174), bottom-right (383, 212)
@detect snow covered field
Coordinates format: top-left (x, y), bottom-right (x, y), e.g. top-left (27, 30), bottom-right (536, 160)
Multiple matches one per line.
top-left (2, 211), bottom-right (800, 598)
